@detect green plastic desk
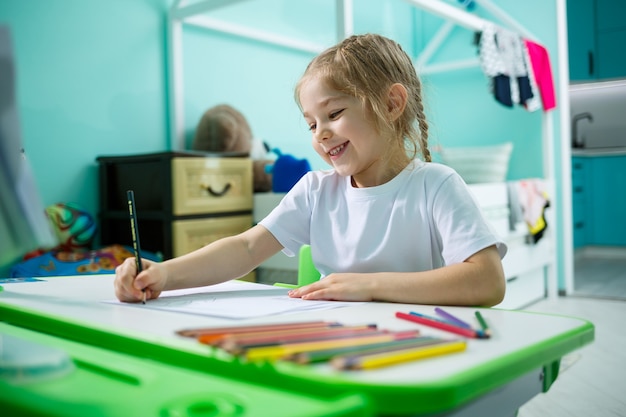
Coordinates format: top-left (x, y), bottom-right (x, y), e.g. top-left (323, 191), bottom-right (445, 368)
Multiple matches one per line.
top-left (0, 322), bottom-right (368, 417)
top-left (0, 275), bottom-right (594, 416)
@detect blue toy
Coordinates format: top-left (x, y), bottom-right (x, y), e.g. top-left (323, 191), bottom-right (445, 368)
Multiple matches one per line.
top-left (265, 149), bottom-right (311, 193)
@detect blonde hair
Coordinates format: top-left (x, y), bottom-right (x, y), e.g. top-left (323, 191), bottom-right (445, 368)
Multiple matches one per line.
top-left (295, 33), bottom-right (431, 164)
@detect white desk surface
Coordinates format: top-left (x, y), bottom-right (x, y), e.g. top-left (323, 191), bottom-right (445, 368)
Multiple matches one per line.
top-left (0, 275), bottom-right (594, 415)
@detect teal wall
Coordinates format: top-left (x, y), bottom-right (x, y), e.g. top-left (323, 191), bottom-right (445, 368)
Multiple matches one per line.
top-left (0, 0), bottom-right (170, 219)
top-left (1, 0), bottom-right (567, 287)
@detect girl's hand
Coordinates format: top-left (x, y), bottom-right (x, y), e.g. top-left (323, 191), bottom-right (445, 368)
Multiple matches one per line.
top-left (114, 257), bottom-right (167, 303)
top-left (287, 273), bottom-right (376, 302)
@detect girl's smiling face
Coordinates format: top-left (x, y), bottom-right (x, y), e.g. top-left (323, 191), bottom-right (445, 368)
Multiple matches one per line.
top-left (299, 77), bottom-right (392, 188)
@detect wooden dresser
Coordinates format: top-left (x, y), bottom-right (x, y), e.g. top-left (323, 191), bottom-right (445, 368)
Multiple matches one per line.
top-left (96, 151), bottom-right (254, 280)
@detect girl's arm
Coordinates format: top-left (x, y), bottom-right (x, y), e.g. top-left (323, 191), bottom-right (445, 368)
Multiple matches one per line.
top-left (288, 245), bottom-right (505, 307)
top-left (114, 224), bottom-right (283, 302)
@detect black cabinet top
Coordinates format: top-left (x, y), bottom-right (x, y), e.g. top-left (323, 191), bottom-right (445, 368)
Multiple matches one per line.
top-left (96, 150), bottom-right (249, 163)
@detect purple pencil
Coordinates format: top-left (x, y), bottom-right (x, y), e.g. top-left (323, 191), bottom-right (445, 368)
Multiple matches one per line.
top-left (434, 307), bottom-right (472, 329)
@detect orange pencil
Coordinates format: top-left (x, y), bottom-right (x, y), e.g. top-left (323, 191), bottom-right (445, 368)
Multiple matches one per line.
top-left (177, 321), bottom-right (338, 338)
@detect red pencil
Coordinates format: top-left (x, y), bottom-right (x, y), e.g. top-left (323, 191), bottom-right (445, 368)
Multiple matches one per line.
top-left (396, 312), bottom-right (488, 339)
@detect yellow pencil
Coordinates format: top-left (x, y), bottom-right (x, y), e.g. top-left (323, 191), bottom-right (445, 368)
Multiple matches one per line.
top-left (332, 339), bottom-right (467, 370)
top-left (244, 330), bottom-right (420, 361)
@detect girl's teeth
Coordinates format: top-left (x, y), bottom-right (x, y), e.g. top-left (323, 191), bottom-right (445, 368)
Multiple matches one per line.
top-left (330, 144), bottom-right (345, 156)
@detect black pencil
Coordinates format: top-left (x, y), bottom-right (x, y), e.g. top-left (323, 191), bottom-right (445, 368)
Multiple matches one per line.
top-left (127, 190), bottom-right (145, 304)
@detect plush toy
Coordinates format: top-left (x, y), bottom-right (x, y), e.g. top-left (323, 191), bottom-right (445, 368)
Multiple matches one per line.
top-left (192, 104), bottom-right (273, 192)
top-left (45, 202), bottom-right (97, 251)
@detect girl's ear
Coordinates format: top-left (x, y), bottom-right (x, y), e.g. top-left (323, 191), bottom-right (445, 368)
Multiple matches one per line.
top-left (387, 83), bottom-right (408, 121)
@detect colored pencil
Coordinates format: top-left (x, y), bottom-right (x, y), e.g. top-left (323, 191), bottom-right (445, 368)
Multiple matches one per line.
top-left (218, 325), bottom-right (381, 353)
top-left (176, 321), bottom-right (338, 338)
top-left (434, 307), bottom-right (472, 328)
top-left (244, 330), bottom-right (421, 361)
top-left (396, 311), bottom-right (487, 339)
top-left (198, 324), bottom-right (351, 345)
top-left (225, 330), bottom-right (389, 352)
top-left (409, 311), bottom-right (466, 327)
top-left (475, 311), bottom-right (492, 337)
top-left (126, 190), bottom-right (145, 304)
top-left (199, 323), bottom-right (368, 346)
top-left (332, 339), bottom-right (467, 370)
top-left (291, 336), bottom-right (442, 364)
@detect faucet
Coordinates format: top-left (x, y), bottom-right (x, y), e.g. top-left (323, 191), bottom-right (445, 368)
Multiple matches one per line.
top-left (572, 112), bottom-right (593, 148)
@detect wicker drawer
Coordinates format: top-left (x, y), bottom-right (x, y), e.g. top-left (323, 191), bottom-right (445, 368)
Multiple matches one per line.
top-left (172, 158), bottom-right (253, 216)
top-left (172, 215), bottom-right (255, 282)
top-left (172, 215), bottom-right (253, 257)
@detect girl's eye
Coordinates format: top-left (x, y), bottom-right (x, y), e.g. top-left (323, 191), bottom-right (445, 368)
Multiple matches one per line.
top-left (308, 123), bottom-right (317, 132)
top-left (330, 109), bottom-right (344, 119)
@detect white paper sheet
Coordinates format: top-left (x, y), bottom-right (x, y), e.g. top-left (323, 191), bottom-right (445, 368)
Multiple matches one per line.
top-left (106, 281), bottom-right (360, 319)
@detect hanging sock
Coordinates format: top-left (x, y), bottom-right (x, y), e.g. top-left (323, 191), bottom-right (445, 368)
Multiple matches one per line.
top-left (493, 74), bottom-right (513, 107)
top-left (517, 76), bottom-right (534, 108)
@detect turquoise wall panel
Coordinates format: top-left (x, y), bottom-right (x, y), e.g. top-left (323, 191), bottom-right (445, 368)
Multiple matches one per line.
top-left (0, 0), bottom-right (169, 218)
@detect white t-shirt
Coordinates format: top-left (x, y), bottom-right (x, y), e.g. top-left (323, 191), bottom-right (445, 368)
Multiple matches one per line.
top-left (259, 160), bottom-right (507, 278)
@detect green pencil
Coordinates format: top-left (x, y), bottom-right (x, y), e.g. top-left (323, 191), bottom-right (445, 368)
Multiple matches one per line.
top-left (475, 311), bottom-right (492, 337)
top-left (291, 336), bottom-right (441, 364)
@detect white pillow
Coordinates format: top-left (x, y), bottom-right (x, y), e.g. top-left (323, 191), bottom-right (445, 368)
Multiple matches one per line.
top-left (440, 142), bottom-right (513, 184)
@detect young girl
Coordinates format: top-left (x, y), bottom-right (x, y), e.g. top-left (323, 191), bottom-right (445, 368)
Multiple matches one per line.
top-left (114, 34), bottom-right (506, 307)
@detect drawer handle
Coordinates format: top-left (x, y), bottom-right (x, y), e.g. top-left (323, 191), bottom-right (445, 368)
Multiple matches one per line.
top-left (203, 183), bottom-right (232, 197)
